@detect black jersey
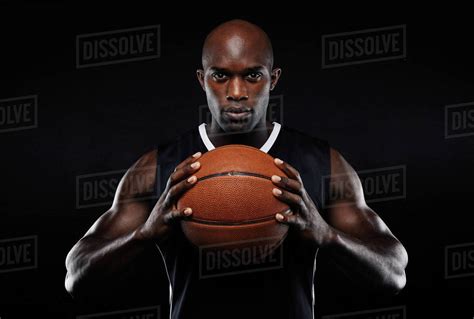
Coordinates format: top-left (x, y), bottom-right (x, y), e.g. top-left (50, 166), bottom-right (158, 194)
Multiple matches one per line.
top-left (154, 122), bottom-right (331, 319)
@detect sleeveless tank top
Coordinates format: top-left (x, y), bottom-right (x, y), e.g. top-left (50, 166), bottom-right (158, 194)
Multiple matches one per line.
top-left (154, 122), bottom-right (331, 319)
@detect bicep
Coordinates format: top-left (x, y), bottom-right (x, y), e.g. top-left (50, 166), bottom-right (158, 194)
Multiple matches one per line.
top-left (324, 148), bottom-right (393, 240)
top-left (83, 150), bottom-right (158, 240)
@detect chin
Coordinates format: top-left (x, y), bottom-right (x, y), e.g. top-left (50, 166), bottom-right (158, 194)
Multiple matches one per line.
top-left (221, 119), bottom-right (254, 133)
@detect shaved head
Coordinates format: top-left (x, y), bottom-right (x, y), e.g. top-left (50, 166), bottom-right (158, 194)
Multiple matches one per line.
top-left (202, 19), bottom-right (274, 70)
top-left (196, 19), bottom-right (281, 137)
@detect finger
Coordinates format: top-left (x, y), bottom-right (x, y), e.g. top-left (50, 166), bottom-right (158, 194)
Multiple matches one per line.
top-left (271, 175), bottom-right (303, 196)
top-left (163, 207), bottom-right (193, 224)
top-left (273, 158), bottom-right (302, 183)
top-left (174, 151), bottom-right (202, 172)
top-left (166, 154), bottom-right (201, 190)
top-left (275, 213), bottom-right (305, 229)
top-left (273, 207), bottom-right (294, 219)
top-left (272, 187), bottom-right (305, 211)
top-left (164, 174), bottom-right (198, 208)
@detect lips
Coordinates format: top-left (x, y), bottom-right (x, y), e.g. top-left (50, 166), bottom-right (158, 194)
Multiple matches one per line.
top-left (223, 106), bottom-right (252, 121)
top-left (224, 106), bottom-right (252, 113)
top-left (224, 110), bottom-right (252, 120)
top-left (223, 107), bottom-right (252, 121)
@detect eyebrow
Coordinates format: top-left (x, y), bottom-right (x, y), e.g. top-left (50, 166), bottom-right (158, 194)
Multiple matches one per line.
top-left (209, 66), bottom-right (265, 73)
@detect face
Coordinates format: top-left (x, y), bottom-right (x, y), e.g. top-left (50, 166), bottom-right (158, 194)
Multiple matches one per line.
top-left (197, 34), bottom-right (281, 133)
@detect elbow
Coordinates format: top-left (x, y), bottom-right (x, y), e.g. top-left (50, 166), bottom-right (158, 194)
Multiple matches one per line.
top-left (381, 255), bottom-right (408, 295)
top-left (370, 271), bottom-right (406, 296)
top-left (65, 272), bottom-right (80, 299)
top-left (65, 273), bottom-right (75, 298)
top-left (376, 256), bottom-right (408, 295)
top-left (65, 271), bottom-right (92, 300)
top-left (64, 254), bottom-right (86, 299)
top-left (386, 241), bottom-right (408, 295)
top-left (386, 272), bottom-right (406, 295)
top-left (65, 250), bottom-right (79, 298)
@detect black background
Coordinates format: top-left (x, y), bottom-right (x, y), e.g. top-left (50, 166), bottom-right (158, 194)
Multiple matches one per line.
top-left (1, 4), bottom-right (473, 319)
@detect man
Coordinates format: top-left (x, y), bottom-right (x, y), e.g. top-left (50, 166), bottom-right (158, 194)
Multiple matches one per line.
top-left (65, 19), bottom-right (408, 319)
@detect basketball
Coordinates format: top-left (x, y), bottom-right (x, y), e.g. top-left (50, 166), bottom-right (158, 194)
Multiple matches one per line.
top-left (177, 144), bottom-right (290, 249)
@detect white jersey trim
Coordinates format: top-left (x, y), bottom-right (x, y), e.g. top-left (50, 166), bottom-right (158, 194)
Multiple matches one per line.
top-left (198, 121), bottom-right (281, 154)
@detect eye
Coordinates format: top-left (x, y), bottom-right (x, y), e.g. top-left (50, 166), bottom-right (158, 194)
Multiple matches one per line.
top-left (246, 72), bottom-right (263, 80)
top-left (212, 72), bottom-right (228, 80)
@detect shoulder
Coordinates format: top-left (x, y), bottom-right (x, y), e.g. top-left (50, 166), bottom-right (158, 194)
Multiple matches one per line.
top-left (134, 149), bottom-right (157, 168)
top-left (278, 124), bottom-right (353, 174)
top-left (326, 146), bottom-right (365, 206)
top-left (156, 125), bottom-right (200, 160)
top-left (117, 126), bottom-right (199, 200)
top-left (279, 123), bottom-right (330, 151)
top-left (328, 147), bottom-right (355, 176)
top-left (118, 149), bottom-right (158, 200)
top-left (135, 126), bottom-right (194, 177)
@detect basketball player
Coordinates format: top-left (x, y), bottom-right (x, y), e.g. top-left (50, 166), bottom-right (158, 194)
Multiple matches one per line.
top-left (65, 19), bottom-right (408, 319)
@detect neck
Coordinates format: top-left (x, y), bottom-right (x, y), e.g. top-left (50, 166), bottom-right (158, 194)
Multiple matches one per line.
top-left (206, 120), bottom-right (273, 149)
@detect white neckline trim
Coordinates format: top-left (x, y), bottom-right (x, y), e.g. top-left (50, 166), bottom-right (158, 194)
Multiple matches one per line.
top-left (198, 121), bottom-right (281, 153)
top-left (198, 123), bottom-right (215, 151)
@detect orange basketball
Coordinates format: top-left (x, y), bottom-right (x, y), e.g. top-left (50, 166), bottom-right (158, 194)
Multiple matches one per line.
top-left (177, 144), bottom-right (290, 249)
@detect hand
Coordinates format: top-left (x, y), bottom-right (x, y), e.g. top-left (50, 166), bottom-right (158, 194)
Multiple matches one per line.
top-left (271, 158), bottom-right (334, 248)
top-left (138, 151), bottom-right (202, 245)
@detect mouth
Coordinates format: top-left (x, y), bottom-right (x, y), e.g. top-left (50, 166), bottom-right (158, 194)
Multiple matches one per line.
top-left (223, 107), bottom-right (252, 121)
top-left (224, 106), bottom-right (252, 113)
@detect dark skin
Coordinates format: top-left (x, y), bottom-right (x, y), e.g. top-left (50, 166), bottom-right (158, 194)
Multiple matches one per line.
top-left (196, 19), bottom-right (281, 148)
top-left (65, 19), bottom-right (407, 299)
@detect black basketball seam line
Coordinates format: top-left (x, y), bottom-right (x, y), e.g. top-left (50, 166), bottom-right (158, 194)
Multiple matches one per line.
top-left (186, 207), bottom-right (292, 225)
top-left (197, 171), bottom-right (271, 182)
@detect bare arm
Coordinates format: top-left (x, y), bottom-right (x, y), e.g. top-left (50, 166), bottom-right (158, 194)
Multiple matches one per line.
top-left (64, 149), bottom-right (202, 298)
top-left (322, 148), bottom-right (408, 294)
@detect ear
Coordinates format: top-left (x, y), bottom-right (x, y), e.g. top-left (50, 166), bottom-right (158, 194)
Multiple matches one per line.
top-left (270, 68), bottom-right (282, 91)
top-left (196, 69), bottom-right (206, 91)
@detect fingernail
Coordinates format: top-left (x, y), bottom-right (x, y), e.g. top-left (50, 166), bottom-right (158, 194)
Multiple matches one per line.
top-left (276, 213), bottom-right (284, 221)
top-left (184, 208), bottom-right (192, 215)
top-left (274, 158), bottom-right (283, 165)
top-left (187, 175), bottom-right (197, 183)
top-left (191, 161), bottom-right (200, 169)
top-left (192, 152), bottom-right (201, 158)
top-left (273, 188), bottom-right (282, 195)
top-left (271, 175), bottom-right (281, 183)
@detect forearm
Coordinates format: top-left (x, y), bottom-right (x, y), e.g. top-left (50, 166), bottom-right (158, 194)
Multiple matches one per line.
top-left (324, 228), bottom-right (408, 293)
top-left (65, 229), bottom-right (150, 296)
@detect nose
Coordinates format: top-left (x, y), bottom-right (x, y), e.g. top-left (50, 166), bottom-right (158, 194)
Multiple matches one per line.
top-left (226, 76), bottom-right (248, 101)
